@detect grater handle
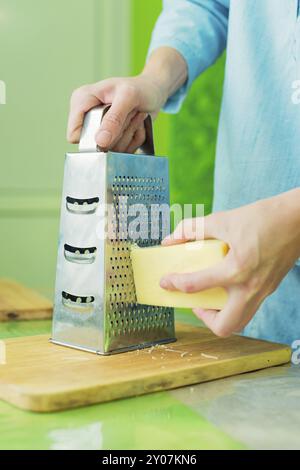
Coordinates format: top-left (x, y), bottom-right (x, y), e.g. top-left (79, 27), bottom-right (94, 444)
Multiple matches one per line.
top-left (78, 105), bottom-right (110, 153)
top-left (79, 105), bottom-right (155, 155)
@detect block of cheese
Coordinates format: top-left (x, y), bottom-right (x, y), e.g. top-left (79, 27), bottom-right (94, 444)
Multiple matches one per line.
top-left (130, 240), bottom-right (229, 310)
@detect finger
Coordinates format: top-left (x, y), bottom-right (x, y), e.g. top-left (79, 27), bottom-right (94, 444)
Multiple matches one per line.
top-left (126, 126), bottom-right (146, 154)
top-left (108, 110), bottom-right (137, 149)
top-left (193, 289), bottom-right (247, 338)
top-left (67, 85), bottom-right (102, 143)
top-left (160, 257), bottom-right (231, 293)
top-left (162, 214), bottom-right (217, 246)
top-left (162, 218), bottom-right (203, 246)
top-left (195, 308), bottom-right (248, 336)
top-left (193, 308), bottom-right (219, 326)
top-left (122, 110), bottom-right (139, 133)
top-left (95, 87), bottom-right (139, 149)
top-left (112, 112), bottom-right (147, 153)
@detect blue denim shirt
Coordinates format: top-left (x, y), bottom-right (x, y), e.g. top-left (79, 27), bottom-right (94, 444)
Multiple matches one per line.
top-left (148, 0), bottom-right (300, 345)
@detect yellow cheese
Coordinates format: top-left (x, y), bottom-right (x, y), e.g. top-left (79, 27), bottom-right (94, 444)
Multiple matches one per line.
top-left (130, 240), bottom-right (229, 310)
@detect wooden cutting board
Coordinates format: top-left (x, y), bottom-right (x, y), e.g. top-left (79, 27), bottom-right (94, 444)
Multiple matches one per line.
top-left (0, 279), bottom-right (52, 321)
top-left (0, 323), bottom-right (290, 412)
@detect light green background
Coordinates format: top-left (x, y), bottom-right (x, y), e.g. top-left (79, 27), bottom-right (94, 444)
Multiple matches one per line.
top-left (0, 0), bottom-right (224, 295)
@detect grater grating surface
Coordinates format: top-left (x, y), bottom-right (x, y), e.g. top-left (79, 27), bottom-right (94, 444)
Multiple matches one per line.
top-left (51, 106), bottom-right (175, 354)
top-left (105, 168), bottom-right (174, 352)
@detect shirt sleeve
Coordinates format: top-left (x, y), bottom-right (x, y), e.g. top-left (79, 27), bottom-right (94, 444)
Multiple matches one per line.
top-left (147, 0), bottom-right (230, 113)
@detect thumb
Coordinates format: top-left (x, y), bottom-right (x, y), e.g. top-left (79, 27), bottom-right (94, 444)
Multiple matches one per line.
top-left (95, 88), bottom-right (139, 149)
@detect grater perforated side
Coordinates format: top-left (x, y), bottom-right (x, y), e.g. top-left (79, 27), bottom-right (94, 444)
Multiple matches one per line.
top-left (51, 106), bottom-right (176, 354)
top-left (104, 153), bottom-right (175, 352)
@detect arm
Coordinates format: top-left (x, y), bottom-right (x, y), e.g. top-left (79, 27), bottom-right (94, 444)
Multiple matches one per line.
top-left (160, 188), bottom-right (300, 337)
top-left (141, 47), bottom-right (188, 109)
top-left (148, 0), bottom-right (229, 113)
top-left (67, 0), bottom-right (229, 149)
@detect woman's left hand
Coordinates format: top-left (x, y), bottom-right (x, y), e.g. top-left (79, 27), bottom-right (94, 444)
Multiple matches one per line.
top-left (160, 189), bottom-right (300, 337)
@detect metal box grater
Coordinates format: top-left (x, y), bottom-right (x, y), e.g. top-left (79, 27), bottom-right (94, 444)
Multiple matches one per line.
top-left (51, 106), bottom-right (176, 354)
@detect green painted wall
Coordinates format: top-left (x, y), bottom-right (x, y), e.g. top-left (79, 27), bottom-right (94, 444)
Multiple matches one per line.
top-left (0, 0), bottom-right (99, 294)
top-left (0, 0), bottom-right (131, 295)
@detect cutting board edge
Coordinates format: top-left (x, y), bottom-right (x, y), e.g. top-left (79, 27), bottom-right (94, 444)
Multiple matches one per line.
top-left (0, 342), bottom-right (291, 413)
top-left (0, 278), bottom-right (53, 321)
top-left (0, 308), bottom-right (52, 322)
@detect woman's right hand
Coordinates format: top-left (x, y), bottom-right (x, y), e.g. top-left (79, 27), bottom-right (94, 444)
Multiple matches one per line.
top-left (67, 75), bottom-right (167, 153)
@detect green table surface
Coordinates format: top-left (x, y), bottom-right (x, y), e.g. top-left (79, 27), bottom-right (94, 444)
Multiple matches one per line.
top-left (0, 312), bottom-right (245, 450)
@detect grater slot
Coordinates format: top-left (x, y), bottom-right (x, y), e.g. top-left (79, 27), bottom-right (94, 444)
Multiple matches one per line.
top-left (64, 244), bottom-right (97, 264)
top-left (62, 291), bottom-right (95, 312)
top-left (66, 196), bottom-right (99, 214)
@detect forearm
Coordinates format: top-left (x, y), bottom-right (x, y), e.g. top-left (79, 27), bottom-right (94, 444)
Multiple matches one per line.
top-left (141, 46), bottom-right (188, 106)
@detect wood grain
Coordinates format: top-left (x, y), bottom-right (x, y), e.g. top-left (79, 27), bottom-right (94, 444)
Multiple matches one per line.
top-left (0, 323), bottom-right (290, 412)
top-left (0, 279), bottom-right (52, 321)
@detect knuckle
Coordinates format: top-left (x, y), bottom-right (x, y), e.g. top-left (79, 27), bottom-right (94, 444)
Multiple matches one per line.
top-left (227, 254), bottom-right (248, 282)
top-left (71, 85), bottom-right (90, 102)
top-left (245, 274), bottom-right (262, 293)
top-left (119, 83), bottom-right (139, 101)
top-left (238, 285), bottom-right (251, 303)
top-left (70, 88), bottom-right (80, 102)
top-left (67, 132), bottom-right (76, 143)
top-left (228, 247), bottom-right (260, 285)
top-left (135, 127), bottom-right (146, 142)
top-left (179, 278), bottom-right (195, 293)
top-left (213, 324), bottom-right (231, 338)
top-left (104, 112), bottom-right (122, 127)
top-left (227, 261), bottom-right (240, 282)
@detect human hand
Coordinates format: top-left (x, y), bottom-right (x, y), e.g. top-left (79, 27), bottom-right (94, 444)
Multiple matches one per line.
top-left (67, 75), bottom-right (166, 153)
top-left (160, 190), bottom-right (300, 337)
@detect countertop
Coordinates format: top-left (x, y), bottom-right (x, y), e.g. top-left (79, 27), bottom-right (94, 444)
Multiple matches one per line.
top-left (0, 312), bottom-right (298, 450)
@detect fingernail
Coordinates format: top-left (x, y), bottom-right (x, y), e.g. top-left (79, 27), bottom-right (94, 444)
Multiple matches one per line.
top-left (160, 278), bottom-right (169, 289)
top-left (98, 130), bottom-right (112, 147)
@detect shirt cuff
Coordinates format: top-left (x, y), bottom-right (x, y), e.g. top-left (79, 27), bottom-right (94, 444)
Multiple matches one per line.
top-left (147, 39), bottom-right (201, 114)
